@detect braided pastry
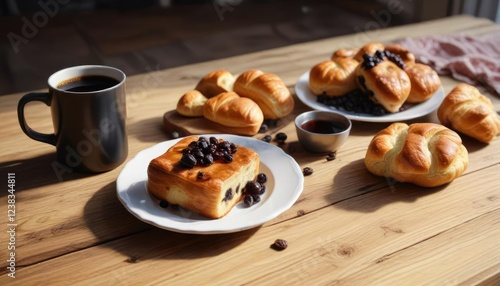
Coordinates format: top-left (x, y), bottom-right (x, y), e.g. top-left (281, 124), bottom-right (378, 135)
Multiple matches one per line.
top-left (437, 83), bottom-right (500, 143)
top-left (365, 122), bottom-right (468, 187)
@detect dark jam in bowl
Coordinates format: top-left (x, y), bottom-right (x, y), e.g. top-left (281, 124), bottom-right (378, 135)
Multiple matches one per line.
top-left (300, 120), bottom-right (347, 134)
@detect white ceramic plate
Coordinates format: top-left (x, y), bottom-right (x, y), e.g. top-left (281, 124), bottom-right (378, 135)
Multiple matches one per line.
top-left (295, 71), bottom-right (445, 122)
top-left (116, 134), bottom-right (304, 234)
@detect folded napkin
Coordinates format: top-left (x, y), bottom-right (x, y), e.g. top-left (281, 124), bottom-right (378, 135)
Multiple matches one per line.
top-left (398, 33), bottom-right (500, 95)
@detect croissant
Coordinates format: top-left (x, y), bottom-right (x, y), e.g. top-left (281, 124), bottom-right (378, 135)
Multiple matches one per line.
top-left (195, 70), bottom-right (235, 98)
top-left (365, 122), bottom-right (468, 187)
top-left (309, 58), bottom-right (359, 96)
top-left (176, 90), bottom-right (207, 117)
top-left (437, 83), bottom-right (500, 143)
top-left (233, 69), bottom-right (294, 119)
top-left (405, 63), bottom-right (441, 103)
top-left (356, 60), bottom-right (411, 113)
top-left (203, 91), bottom-right (264, 136)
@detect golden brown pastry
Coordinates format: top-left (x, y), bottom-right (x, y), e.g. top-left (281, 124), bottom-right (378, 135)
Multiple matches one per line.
top-left (233, 69), bottom-right (294, 119)
top-left (365, 122), bottom-right (468, 187)
top-left (384, 44), bottom-right (416, 67)
top-left (203, 91), bottom-right (264, 136)
top-left (176, 90), bottom-right (208, 117)
top-left (437, 83), bottom-right (500, 143)
top-left (195, 70), bottom-right (235, 98)
top-left (148, 136), bottom-right (260, 219)
top-left (331, 47), bottom-right (359, 60)
top-left (353, 42), bottom-right (385, 62)
top-left (309, 58), bottom-right (359, 96)
top-left (405, 63), bottom-right (441, 103)
top-left (356, 60), bottom-right (411, 113)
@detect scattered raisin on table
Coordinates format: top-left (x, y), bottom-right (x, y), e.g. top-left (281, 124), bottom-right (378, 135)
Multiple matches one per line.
top-left (303, 167), bottom-right (314, 176)
top-left (275, 132), bottom-right (287, 143)
top-left (262, 135), bottom-right (272, 143)
top-left (326, 152), bottom-right (337, 161)
top-left (271, 239), bottom-right (288, 251)
top-left (259, 123), bottom-right (269, 133)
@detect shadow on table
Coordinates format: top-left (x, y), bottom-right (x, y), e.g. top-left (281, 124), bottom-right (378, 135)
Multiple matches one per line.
top-left (0, 152), bottom-right (91, 196)
top-left (84, 181), bottom-right (259, 262)
top-left (331, 158), bottom-right (446, 213)
top-left (127, 116), bottom-right (171, 143)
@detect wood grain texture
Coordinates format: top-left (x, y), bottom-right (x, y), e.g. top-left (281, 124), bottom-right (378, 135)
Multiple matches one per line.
top-left (0, 15), bottom-right (499, 285)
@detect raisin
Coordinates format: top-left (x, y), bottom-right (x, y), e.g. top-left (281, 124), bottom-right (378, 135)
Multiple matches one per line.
top-left (180, 154), bottom-right (197, 168)
top-left (188, 141), bottom-right (198, 148)
top-left (218, 141), bottom-right (231, 151)
top-left (303, 167), bottom-right (314, 176)
top-left (244, 181), bottom-right (262, 195)
top-left (202, 154), bottom-right (214, 166)
top-left (192, 148), bottom-right (204, 159)
top-left (326, 152), bottom-right (337, 161)
top-left (223, 154), bottom-right (234, 163)
top-left (222, 188), bottom-right (233, 202)
top-left (271, 239), bottom-right (288, 251)
top-left (159, 200), bottom-right (169, 208)
top-left (209, 136), bottom-right (219, 145)
top-left (256, 173), bottom-right (267, 184)
top-left (198, 140), bottom-right (209, 151)
top-left (230, 143), bottom-right (238, 154)
top-left (213, 150), bottom-right (224, 160)
top-left (252, 194), bottom-right (261, 203)
top-left (275, 132), bottom-right (287, 143)
top-left (197, 171), bottom-right (205, 180)
top-left (259, 184), bottom-right (266, 195)
top-left (243, 195), bottom-right (254, 207)
top-left (259, 124), bottom-right (269, 133)
top-left (262, 135), bottom-right (272, 142)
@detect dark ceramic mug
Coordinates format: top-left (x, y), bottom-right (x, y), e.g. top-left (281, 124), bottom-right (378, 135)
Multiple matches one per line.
top-left (17, 65), bottom-right (128, 175)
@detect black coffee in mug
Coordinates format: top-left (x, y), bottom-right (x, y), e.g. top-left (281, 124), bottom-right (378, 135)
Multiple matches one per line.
top-left (57, 75), bottom-right (120, 92)
top-left (18, 65), bottom-right (128, 178)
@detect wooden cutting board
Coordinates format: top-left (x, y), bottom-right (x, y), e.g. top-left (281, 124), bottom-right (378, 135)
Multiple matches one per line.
top-left (163, 110), bottom-right (290, 138)
top-left (163, 96), bottom-right (310, 138)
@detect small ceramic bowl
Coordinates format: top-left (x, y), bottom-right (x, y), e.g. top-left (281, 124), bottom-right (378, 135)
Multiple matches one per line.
top-left (295, 110), bottom-right (352, 153)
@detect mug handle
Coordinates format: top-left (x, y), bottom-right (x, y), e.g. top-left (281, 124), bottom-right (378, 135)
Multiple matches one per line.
top-left (17, 92), bottom-right (57, 146)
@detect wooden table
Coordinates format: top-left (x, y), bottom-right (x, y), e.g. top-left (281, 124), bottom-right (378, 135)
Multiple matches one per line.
top-left (1, 15), bottom-right (499, 285)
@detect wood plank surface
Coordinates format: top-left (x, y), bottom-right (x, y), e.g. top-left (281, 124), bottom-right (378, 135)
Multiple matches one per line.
top-left (0, 15), bottom-right (499, 285)
top-left (7, 164), bottom-right (500, 285)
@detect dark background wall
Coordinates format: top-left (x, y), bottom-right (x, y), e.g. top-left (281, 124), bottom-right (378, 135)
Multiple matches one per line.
top-left (1, 0), bottom-right (497, 95)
